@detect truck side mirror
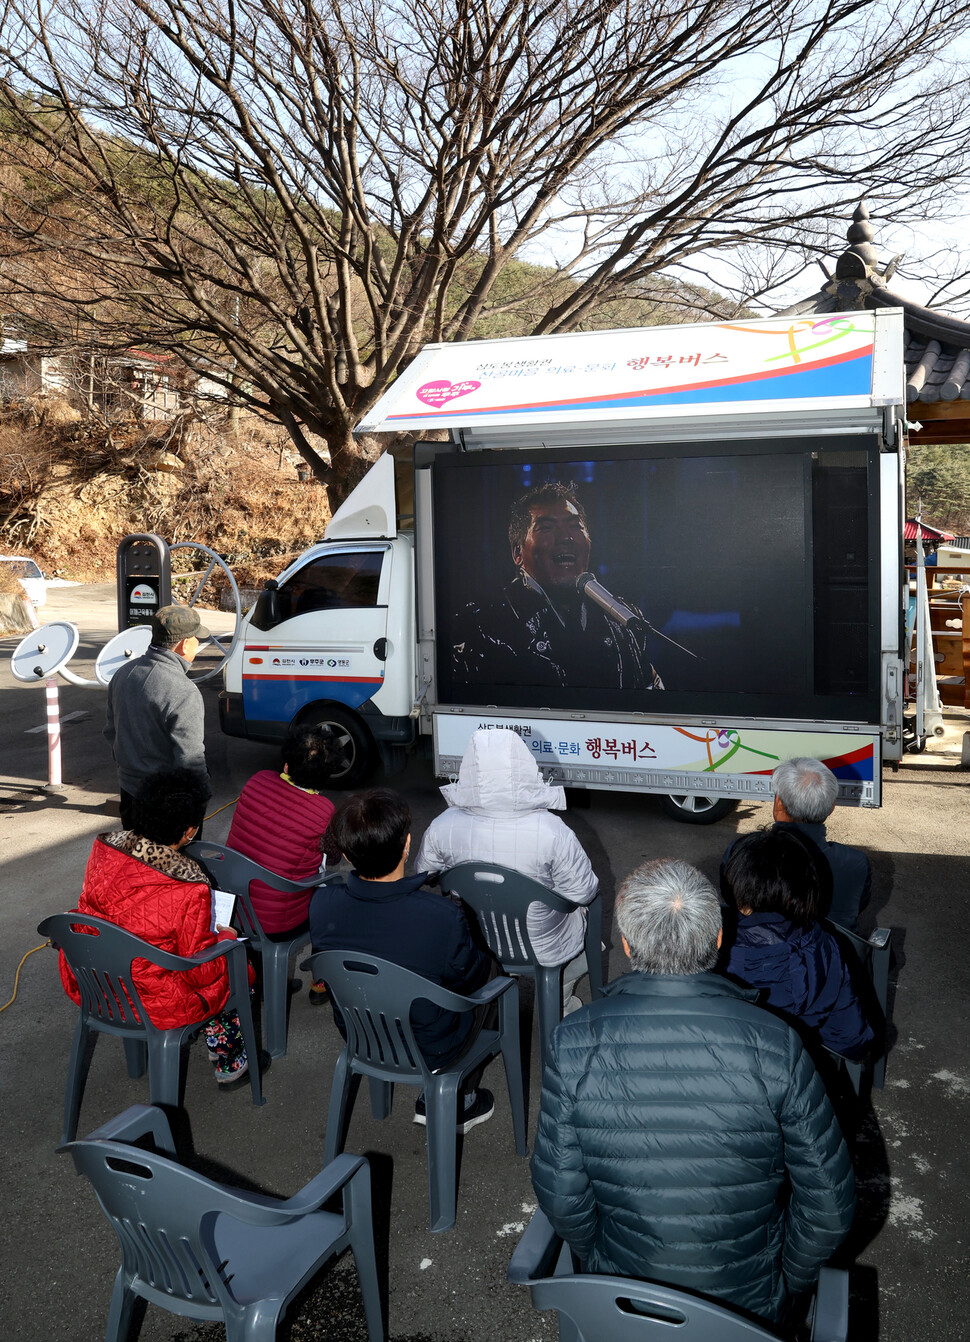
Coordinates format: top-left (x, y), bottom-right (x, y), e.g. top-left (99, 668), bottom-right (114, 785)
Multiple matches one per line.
top-left (250, 578), bottom-right (281, 631)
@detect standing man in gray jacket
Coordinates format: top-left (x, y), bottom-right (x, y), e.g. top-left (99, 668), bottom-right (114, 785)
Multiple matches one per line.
top-left (530, 858), bottom-right (855, 1329)
top-left (105, 605), bottom-right (209, 828)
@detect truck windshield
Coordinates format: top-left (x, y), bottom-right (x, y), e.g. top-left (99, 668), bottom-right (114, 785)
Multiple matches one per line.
top-left (252, 550), bottom-right (384, 630)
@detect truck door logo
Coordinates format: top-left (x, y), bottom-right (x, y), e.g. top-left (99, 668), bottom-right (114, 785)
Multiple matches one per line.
top-left (298, 657), bottom-right (352, 669)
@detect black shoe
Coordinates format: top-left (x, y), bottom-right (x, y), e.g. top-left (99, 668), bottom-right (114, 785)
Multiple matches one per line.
top-left (457, 1089), bottom-right (494, 1134)
top-left (287, 977), bottom-right (302, 997)
top-left (412, 1090), bottom-right (495, 1131)
top-left (308, 981), bottom-right (329, 1006)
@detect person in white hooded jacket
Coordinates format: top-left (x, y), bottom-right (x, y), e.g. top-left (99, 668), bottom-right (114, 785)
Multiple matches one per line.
top-left (414, 728), bottom-right (599, 1009)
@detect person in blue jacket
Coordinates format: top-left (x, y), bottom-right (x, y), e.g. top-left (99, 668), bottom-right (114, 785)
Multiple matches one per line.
top-left (308, 788), bottom-right (496, 1132)
top-left (722, 828), bottom-right (873, 1060)
top-left (531, 858), bottom-right (854, 1328)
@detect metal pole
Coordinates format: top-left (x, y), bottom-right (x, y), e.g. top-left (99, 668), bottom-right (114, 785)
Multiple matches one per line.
top-left (915, 519), bottom-right (925, 746)
top-left (45, 676), bottom-right (64, 791)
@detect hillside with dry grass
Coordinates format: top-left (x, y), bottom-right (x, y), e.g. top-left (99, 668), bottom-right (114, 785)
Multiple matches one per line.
top-left (0, 396), bottom-right (332, 590)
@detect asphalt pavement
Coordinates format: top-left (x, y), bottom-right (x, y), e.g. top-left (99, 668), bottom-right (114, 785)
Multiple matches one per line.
top-left (1, 586), bottom-right (968, 1340)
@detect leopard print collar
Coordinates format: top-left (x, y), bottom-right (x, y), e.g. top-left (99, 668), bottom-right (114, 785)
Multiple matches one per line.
top-left (102, 830), bottom-right (208, 883)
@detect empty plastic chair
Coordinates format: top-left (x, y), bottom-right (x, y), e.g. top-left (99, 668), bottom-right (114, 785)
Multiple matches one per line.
top-left (302, 948), bottom-right (527, 1232)
top-left (442, 863), bottom-right (604, 1071)
top-left (40, 912), bottom-right (263, 1144)
top-left (186, 840), bottom-right (317, 1058)
top-left (508, 1208), bottom-right (848, 1342)
top-left (65, 1103), bottom-right (384, 1342)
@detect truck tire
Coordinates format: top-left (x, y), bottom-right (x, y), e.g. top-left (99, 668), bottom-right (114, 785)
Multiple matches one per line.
top-left (298, 706), bottom-right (376, 789)
top-left (656, 793), bottom-right (739, 825)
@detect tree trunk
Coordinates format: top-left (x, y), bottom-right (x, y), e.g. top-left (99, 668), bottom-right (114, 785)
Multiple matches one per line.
top-left (323, 431), bottom-right (380, 513)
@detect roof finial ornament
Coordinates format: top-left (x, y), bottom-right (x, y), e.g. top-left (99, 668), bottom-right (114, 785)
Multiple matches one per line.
top-left (834, 199), bottom-right (883, 296)
top-left (845, 200), bottom-right (879, 266)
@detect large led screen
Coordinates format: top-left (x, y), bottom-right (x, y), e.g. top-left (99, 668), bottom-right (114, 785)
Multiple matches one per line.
top-left (430, 440), bottom-right (879, 722)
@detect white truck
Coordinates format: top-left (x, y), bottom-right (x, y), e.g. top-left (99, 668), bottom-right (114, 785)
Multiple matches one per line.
top-left (219, 311), bottom-right (907, 821)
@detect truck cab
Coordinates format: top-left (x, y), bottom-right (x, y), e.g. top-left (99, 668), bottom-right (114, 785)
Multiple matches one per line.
top-left (220, 454), bottom-right (416, 784)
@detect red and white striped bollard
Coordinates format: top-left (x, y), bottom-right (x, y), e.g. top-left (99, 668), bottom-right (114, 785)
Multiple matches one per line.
top-left (44, 676), bottom-right (64, 790)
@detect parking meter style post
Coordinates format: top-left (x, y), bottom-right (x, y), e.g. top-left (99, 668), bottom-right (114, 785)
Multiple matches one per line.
top-left (117, 533), bottom-right (171, 631)
top-left (219, 312), bottom-right (910, 820)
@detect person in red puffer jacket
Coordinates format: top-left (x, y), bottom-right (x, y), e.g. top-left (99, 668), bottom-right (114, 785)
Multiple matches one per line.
top-left (226, 725), bottom-right (341, 1003)
top-left (58, 769), bottom-right (251, 1083)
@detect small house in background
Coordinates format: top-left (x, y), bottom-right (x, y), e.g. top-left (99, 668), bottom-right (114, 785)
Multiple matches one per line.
top-left (119, 350), bottom-right (180, 419)
top-left (0, 321), bottom-right (228, 420)
top-left (0, 331), bottom-right (71, 399)
top-left (904, 519), bottom-right (956, 569)
top-left (904, 520), bottom-right (955, 544)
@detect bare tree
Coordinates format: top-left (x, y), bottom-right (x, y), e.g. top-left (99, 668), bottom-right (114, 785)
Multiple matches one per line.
top-left (2, 0), bottom-right (970, 502)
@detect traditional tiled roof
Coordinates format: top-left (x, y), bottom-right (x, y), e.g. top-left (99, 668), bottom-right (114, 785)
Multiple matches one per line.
top-left (780, 204), bottom-right (970, 411)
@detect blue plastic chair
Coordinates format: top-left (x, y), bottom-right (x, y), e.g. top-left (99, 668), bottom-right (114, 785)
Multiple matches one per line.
top-left (302, 948), bottom-right (528, 1232)
top-left (40, 912), bottom-right (263, 1144)
top-left (441, 863), bottom-right (604, 1071)
top-left (186, 840), bottom-right (318, 1058)
top-left (508, 1209), bottom-right (849, 1342)
top-left (64, 1103), bottom-right (384, 1342)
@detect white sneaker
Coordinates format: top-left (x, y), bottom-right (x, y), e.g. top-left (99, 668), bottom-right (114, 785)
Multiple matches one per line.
top-left (563, 995), bottom-right (583, 1015)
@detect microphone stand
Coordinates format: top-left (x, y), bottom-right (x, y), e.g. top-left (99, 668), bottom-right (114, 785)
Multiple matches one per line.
top-left (576, 573), bottom-right (702, 660)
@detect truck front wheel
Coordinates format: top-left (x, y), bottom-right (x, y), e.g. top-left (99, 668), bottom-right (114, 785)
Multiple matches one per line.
top-left (297, 706), bottom-right (376, 789)
top-left (656, 793), bottom-right (739, 825)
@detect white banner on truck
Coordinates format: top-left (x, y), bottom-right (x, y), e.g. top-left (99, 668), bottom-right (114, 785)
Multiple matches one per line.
top-left (361, 312), bottom-right (902, 433)
top-left (434, 713), bottom-right (880, 805)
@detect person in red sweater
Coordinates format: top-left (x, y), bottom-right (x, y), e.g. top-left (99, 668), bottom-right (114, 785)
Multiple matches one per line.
top-left (58, 770), bottom-right (250, 1083)
top-left (226, 725), bottom-right (340, 1002)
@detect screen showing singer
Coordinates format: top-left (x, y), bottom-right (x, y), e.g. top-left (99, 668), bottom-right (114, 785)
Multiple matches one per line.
top-left (432, 445), bottom-right (875, 720)
top-left (451, 480), bottom-right (663, 691)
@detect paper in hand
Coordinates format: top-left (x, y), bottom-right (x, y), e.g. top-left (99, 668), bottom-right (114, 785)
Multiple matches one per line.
top-left (211, 888), bottom-right (236, 932)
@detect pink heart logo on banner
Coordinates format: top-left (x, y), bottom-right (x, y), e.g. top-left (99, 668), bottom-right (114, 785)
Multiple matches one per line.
top-left (416, 379), bottom-right (481, 408)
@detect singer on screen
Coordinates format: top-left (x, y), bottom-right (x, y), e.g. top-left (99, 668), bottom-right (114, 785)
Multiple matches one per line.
top-left (452, 481), bottom-right (663, 691)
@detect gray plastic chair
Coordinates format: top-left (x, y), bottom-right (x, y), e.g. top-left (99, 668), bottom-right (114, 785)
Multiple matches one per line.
top-left (64, 1103), bottom-right (384, 1342)
top-left (186, 840), bottom-right (317, 1058)
top-left (302, 948), bottom-right (528, 1232)
top-left (40, 912), bottom-right (263, 1144)
top-left (822, 918), bottom-right (893, 1097)
top-left (508, 1209), bottom-right (848, 1342)
top-left (441, 863), bottom-right (604, 1071)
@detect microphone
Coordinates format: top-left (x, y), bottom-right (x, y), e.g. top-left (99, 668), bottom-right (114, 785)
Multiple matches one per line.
top-left (576, 572), bottom-right (643, 629)
top-left (576, 573), bottom-right (701, 660)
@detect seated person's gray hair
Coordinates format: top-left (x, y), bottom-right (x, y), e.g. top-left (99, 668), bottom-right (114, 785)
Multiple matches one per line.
top-left (772, 757), bottom-right (838, 824)
top-left (616, 859), bottom-right (721, 976)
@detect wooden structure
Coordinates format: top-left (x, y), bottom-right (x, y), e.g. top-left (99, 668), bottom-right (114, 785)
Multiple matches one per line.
top-left (908, 564), bottom-right (970, 709)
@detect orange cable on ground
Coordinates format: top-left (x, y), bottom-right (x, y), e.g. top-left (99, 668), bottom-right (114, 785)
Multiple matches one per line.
top-left (204, 795), bottom-right (239, 821)
top-left (0, 941), bottom-right (50, 1013)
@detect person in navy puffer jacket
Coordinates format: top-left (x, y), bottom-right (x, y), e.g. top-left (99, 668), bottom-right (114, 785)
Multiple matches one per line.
top-left (531, 858), bottom-right (855, 1328)
top-left (722, 828), bottom-right (873, 1061)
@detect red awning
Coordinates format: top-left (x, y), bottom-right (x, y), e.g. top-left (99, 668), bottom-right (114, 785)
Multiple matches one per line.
top-left (904, 520), bottom-right (955, 541)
